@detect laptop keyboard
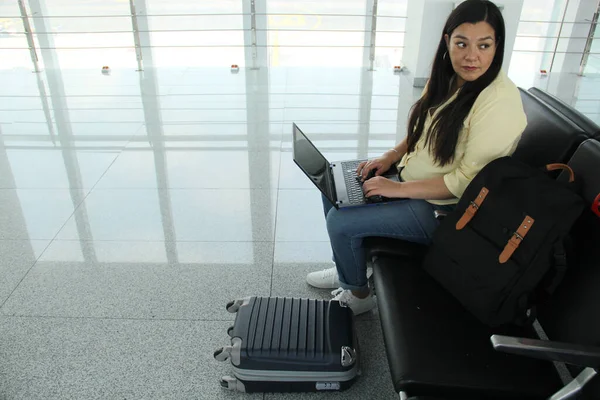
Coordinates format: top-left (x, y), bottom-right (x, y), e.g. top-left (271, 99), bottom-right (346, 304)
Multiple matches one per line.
top-left (341, 160), bottom-right (367, 204)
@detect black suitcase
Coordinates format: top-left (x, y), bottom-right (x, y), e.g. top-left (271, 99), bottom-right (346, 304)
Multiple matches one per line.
top-left (214, 296), bottom-right (359, 393)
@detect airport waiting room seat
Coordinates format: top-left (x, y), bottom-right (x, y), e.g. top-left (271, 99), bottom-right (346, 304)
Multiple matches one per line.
top-left (366, 88), bottom-right (600, 399)
top-left (527, 87), bottom-right (600, 141)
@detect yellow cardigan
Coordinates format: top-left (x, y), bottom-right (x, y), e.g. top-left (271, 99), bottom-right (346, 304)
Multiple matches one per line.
top-left (399, 70), bottom-right (527, 205)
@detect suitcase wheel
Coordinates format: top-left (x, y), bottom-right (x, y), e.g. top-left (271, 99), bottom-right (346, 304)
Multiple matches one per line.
top-left (220, 376), bottom-right (244, 392)
top-left (213, 346), bottom-right (231, 362)
top-left (226, 299), bottom-right (243, 313)
top-left (226, 300), bottom-right (235, 312)
top-left (341, 346), bottom-right (357, 367)
top-left (227, 326), bottom-right (234, 337)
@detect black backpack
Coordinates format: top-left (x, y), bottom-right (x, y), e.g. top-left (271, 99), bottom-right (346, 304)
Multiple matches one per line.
top-left (423, 157), bottom-right (585, 327)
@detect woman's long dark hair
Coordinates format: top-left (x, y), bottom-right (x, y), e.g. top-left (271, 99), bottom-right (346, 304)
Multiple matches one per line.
top-left (406, 0), bottom-right (505, 166)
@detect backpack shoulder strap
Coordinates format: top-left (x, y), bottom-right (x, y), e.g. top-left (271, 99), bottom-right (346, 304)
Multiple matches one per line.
top-left (546, 240), bottom-right (568, 294)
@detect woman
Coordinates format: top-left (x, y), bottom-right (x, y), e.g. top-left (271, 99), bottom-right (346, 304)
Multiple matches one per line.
top-left (306, 0), bottom-right (527, 315)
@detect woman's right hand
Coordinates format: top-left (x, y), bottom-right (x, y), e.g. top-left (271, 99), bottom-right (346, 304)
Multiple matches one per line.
top-left (356, 152), bottom-right (396, 181)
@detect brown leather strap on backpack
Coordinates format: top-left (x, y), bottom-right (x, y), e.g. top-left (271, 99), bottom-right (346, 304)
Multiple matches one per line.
top-left (546, 163), bottom-right (575, 183)
top-left (499, 216), bottom-right (535, 264)
top-left (456, 187), bottom-right (489, 230)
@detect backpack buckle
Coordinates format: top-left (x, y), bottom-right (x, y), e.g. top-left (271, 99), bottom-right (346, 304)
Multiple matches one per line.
top-left (499, 216), bottom-right (535, 264)
top-left (456, 187), bottom-right (489, 230)
top-left (513, 232), bottom-right (524, 241)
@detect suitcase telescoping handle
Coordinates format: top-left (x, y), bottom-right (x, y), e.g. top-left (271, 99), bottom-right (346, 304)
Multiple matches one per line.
top-left (546, 163), bottom-right (575, 183)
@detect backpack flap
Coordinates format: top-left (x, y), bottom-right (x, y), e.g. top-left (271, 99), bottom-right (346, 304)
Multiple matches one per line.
top-left (424, 191), bottom-right (547, 326)
top-left (423, 157), bottom-right (585, 327)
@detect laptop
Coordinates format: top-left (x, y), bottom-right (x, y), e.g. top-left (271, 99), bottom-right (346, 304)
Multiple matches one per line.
top-left (292, 123), bottom-right (404, 209)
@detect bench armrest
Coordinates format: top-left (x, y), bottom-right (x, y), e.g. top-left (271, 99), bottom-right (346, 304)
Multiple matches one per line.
top-left (491, 335), bottom-right (600, 368)
top-left (364, 208), bottom-right (446, 260)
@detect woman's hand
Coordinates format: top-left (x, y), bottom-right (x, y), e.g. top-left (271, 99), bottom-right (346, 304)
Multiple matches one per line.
top-left (362, 176), bottom-right (404, 198)
top-left (356, 153), bottom-right (396, 180)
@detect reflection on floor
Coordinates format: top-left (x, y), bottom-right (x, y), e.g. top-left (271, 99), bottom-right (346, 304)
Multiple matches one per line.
top-left (0, 66), bottom-right (598, 399)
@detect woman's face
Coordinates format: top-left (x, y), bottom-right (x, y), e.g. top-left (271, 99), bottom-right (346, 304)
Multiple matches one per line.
top-left (444, 21), bottom-right (497, 87)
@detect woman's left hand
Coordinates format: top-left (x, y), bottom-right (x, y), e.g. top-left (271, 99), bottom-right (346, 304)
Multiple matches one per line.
top-left (362, 176), bottom-right (405, 198)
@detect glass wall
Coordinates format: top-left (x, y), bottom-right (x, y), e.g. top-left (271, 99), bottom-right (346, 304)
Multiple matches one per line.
top-left (145, 0), bottom-right (245, 67)
top-left (511, 0), bottom-right (569, 75)
top-left (0, 2), bottom-right (32, 69)
top-left (2, 0), bottom-right (597, 81)
top-left (510, 0), bottom-right (600, 85)
top-left (267, 0), bottom-right (367, 67)
top-left (583, 9), bottom-right (600, 74)
top-left (265, 0), bottom-right (406, 67)
top-left (2, 0), bottom-right (407, 69)
top-left (28, 0), bottom-right (136, 69)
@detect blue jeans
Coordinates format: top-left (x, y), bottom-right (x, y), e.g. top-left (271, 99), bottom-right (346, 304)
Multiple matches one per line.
top-left (322, 195), bottom-right (455, 291)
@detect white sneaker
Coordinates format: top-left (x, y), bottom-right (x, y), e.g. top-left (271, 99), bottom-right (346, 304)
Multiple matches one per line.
top-left (306, 267), bottom-right (340, 289)
top-left (331, 288), bottom-right (376, 316)
top-left (306, 266), bottom-right (374, 289)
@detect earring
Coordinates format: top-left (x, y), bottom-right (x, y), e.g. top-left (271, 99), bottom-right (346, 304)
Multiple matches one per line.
top-left (443, 51), bottom-right (448, 60)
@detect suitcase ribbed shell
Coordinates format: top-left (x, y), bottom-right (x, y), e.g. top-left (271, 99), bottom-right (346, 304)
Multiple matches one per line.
top-left (232, 297), bottom-right (356, 372)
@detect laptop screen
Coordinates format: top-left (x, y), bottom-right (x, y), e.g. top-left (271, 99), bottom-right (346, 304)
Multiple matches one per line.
top-left (292, 124), bottom-right (337, 204)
